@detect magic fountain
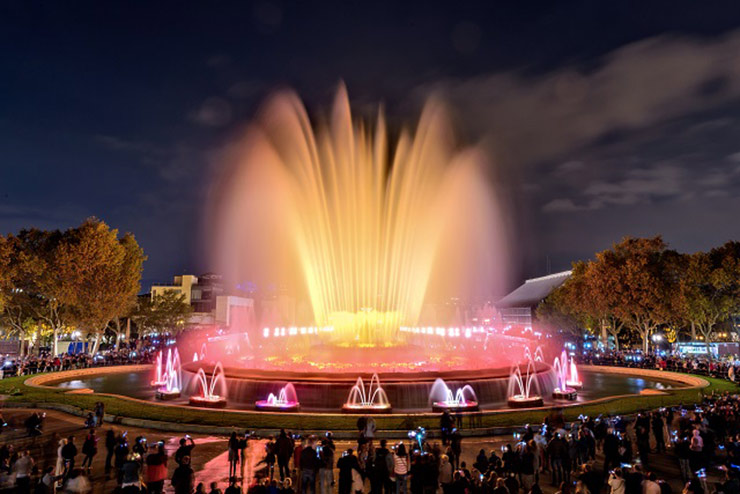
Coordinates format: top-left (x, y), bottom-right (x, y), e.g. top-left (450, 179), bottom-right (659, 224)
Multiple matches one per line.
top-left (186, 85), bottom-right (555, 411)
top-left (189, 362), bottom-right (228, 408)
top-left (255, 383), bottom-right (300, 412)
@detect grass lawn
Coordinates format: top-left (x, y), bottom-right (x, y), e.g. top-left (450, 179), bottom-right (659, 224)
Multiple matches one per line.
top-left (1, 372), bottom-right (736, 433)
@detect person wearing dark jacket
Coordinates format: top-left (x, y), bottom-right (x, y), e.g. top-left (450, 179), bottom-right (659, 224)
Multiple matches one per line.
top-left (337, 449), bottom-right (362, 494)
top-left (81, 430), bottom-right (97, 472)
top-left (105, 430), bottom-right (116, 473)
top-left (61, 436), bottom-right (77, 478)
top-left (300, 440), bottom-right (319, 494)
top-left (172, 455), bottom-right (195, 494)
top-left (277, 429), bottom-right (295, 481)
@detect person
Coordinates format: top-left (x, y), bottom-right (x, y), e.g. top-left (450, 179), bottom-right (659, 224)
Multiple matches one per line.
top-left (228, 432), bottom-right (240, 480)
top-left (94, 401), bottom-right (105, 428)
top-left (264, 437), bottom-right (277, 480)
top-left (520, 442), bottom-right (536, 492)
top-left (440, 412), bottom-right (454, 445)
top-left (492, 478), bottom-right (509, 494)
top-left (689, 430), bottom-right (703, 472)
top-left (548, 433), bottom-right (567, 487)
top-left (277, 429), bottom-right (295, 481)
top-left (438, 454), bottom-right (453, 494)
top-left (675, 436), bottom-right (691, 484)
top-left (337, 449), bottom-right (362, 494)
top-left (281, 478), bottom-right (296, 494)
top-left (81, 429), bottom-right (97, 472)
top-left (61, 436), bottom-right (78, 478)
top-left (393, 443), bottom-right (409, 494)
top-left (56, 438), bottom-right (68, 478)
top-left (449, 431), bottom-right (462, 470)
top-left (608, 468), bottom-right (625, 494)
top-left (374, 439), bottom-right (393, 494)
top-left (146, 441), bottom-right (169, 494)
top-left (63, 468), bottom-right (91, 494)
top-left (643, 472), bottom-right (661, 494)
top-left (176, 435), bottom-right (196, 466)
top-left (473, 449), bottom-right (489, 475)
top-left (172, 455), bottom-right (195, 494)
top-left (319, 439), bottom-right (335, 494)
top-left (13, 450), bottom-right (34, 494)
top-left (120, 452), bottom-right (142, 491)
top-left (210, 481), bottom-right (224, 494)
top-left (300, 437), bottom-right (318, 494)
top-left (224, 477), bottom-right (240, 494)
top-left (196, 482), bottom-right (207, 494)
top-left (36, 465), bottom-right (59, 494)
top-left (555, 481), bottom-right (571, 494)
top-left (105, 429), bottom-right (116, 474)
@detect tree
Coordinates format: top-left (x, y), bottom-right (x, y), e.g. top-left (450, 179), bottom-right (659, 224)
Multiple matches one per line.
top-left (0, 230), bottom-right (72, 356)
top-left (673, 243), bottom-right (740, 357)
top-left (54, 219), bottom-right (145, 354)
top-left (132, 290), bottom-right (193, 336)
top-left (591, 236), bottom-right (678, 353)
top-left (537, 261), bottom-right (594, 337)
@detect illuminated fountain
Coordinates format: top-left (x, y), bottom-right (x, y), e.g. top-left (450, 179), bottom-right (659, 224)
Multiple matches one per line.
top-left (150, 350), bottom-right (167, 387)
top-left (185, 85), bottom-right (553, 411)
top-left (155, 348), bottom-right (182, 400)
top-left (342, 374), bottom-right (391, 413)
top-left (255, 383), bottom-right (300, 412)
top-left (567, 356), bottom-right (583, 389)
top-left (189, 362), bottom-right (228, 409)
top-left (552, 350), bottom-right (578, 400)
top-left (507, 357), bottom-right (544, 408)
top-left (192, 343), bottom-right (207, 363)
top-left (429, 378), bottom-right (478, 412)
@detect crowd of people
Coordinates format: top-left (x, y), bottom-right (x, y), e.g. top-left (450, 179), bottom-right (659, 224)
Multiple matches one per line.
top-left (0, 341), bottom-right (163, 378)
top-left (2, 392), bottom-right (740, 493)
top-left (582, 351), bottom-right (740, 383)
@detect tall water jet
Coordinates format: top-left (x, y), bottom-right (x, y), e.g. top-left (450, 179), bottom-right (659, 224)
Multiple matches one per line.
top-left (342, 373), bottom-right (391, 413)
top-left (429, 378), bottom-right (478, 412)
top-left (552, 350), bottom-right (577, 400)
top-left (209, 84), bottom-right (509, 357)
top-left (507, 356), bottom-right (543, 408)
top-left (155, 348), bottom-right (182, 400)
top-left (567, 356), bottom-right (583, 389)
top-left (189, 362), bottom-right (228, 408)
top-left (255, 383), bottom-right (300, 412)
top-left (151, 350), bottom-right (167, 387)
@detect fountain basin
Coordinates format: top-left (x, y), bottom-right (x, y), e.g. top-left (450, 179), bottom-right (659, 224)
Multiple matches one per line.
top-left (155, 388), bottom-right (181, 400)
top-left (432, 401), bottom-right (479, 413)
top-left (189, 395), bottom-right (228, 409)
top-left (507, 395), bottom-right (544, 408)
top-left (150, 380), bottom-right (167, 388)
top-left (552, 389), bottom-right (577, 400)
top-left (566, 381), bottom-right (583, 390)
top-left (341, 403), bottom-right (392, 414)
top-left (255, 400), bottom-right (300, 412)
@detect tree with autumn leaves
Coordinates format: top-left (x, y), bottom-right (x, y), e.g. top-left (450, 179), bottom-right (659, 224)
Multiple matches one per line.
top-left (540, 236), bottom-right (740, 354)
top-left (0, 218), bottom-right (146, 355)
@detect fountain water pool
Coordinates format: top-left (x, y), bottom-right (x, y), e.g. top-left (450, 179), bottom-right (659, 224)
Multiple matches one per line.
top-left (255, 383), bottom-right (300, 412)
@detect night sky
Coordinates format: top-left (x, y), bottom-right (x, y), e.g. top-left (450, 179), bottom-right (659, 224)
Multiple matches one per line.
top-left (3, 1), bottom-right (740, 292)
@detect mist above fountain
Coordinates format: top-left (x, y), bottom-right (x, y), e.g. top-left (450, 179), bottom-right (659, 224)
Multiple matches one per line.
top-left (255, 383), bottom-right (300, 411)
top-left (342, 374), bottom-right (391, 413)
top-left (210, 84), bottom-right (508, 366)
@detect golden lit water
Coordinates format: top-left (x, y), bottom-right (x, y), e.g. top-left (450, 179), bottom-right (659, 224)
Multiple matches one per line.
top-left (210, 85), bottom-right (507, 347)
